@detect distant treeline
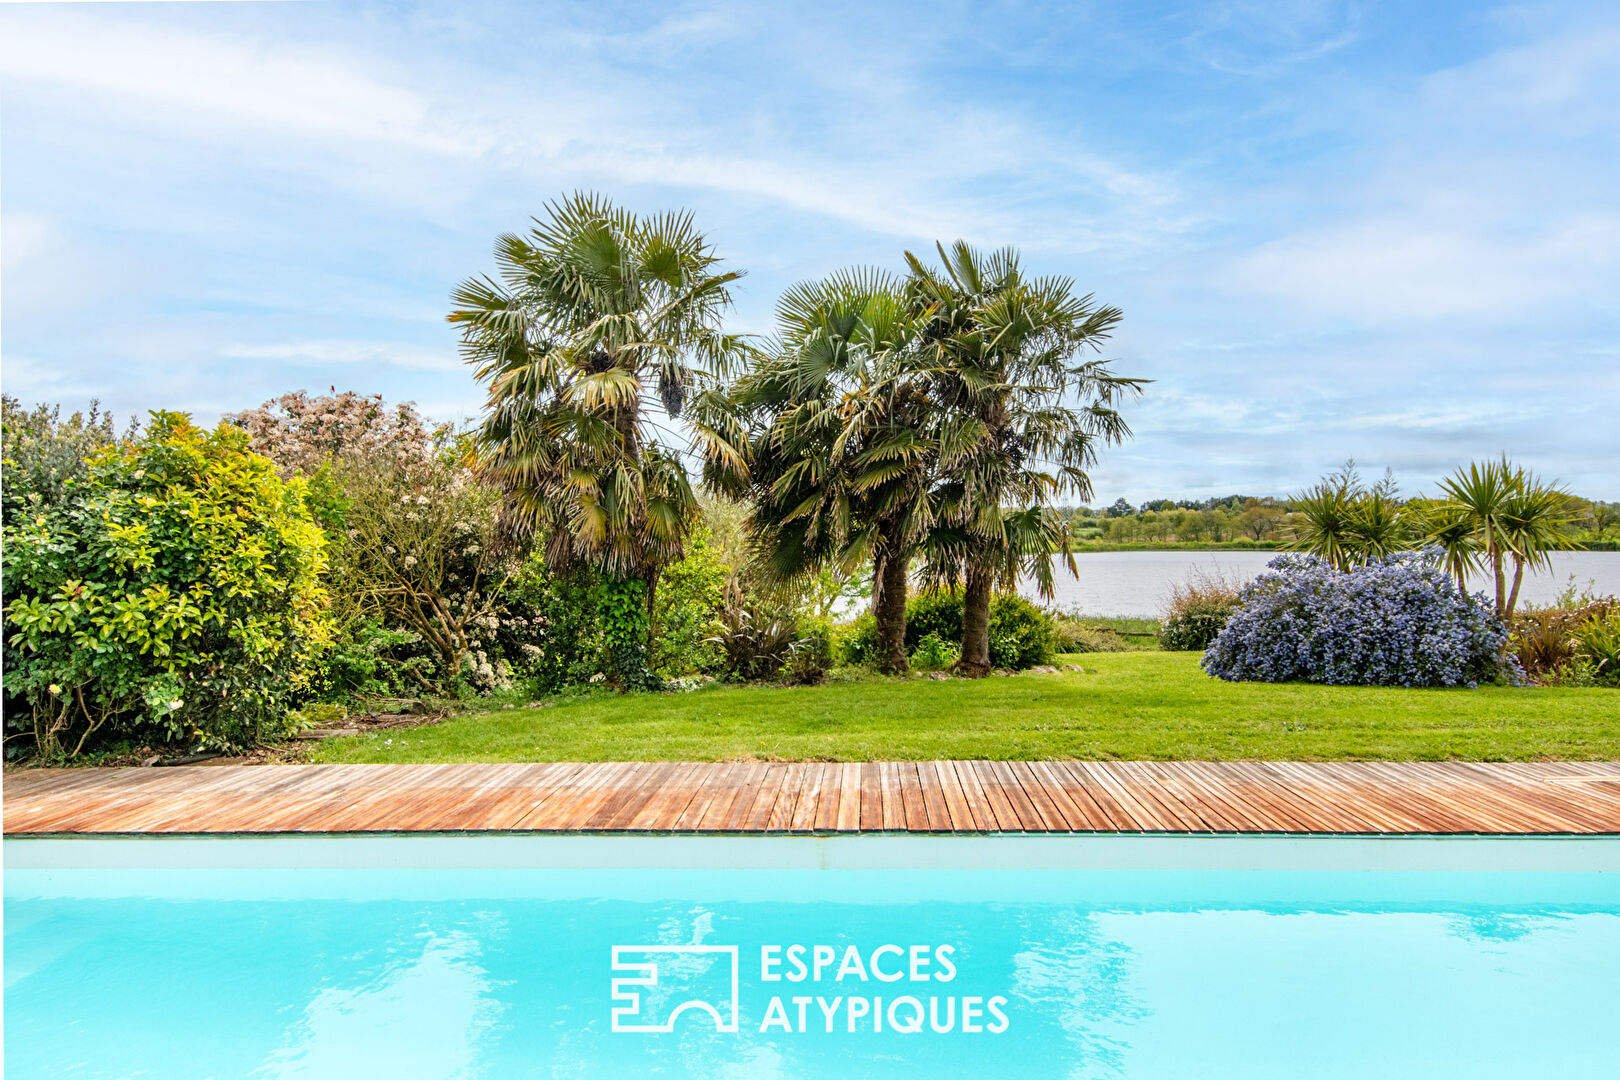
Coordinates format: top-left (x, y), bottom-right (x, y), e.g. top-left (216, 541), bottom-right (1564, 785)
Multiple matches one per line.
top-left (1060, 489), bottom-right (1617, 548)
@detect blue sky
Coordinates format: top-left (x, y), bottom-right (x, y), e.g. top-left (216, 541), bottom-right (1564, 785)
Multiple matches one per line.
top-left (2, 0), bottom-right (1616, 501)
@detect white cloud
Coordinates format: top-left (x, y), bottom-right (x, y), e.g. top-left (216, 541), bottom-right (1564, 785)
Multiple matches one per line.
top-left (0, 9), bottom-right (485, 157)
top-left (222, 341), bottom-right (463, 373)
top-left (1228, 212), bottom-right (1620, 321)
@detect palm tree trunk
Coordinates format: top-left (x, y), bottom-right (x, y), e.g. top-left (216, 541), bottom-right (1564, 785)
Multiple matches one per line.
top-left (955, 562), bottom-right (994, 677)
top-left (1492, 546), bottom-right (1507, 617)
top-left (1506, 556), bottom-right (1525, 617)
top-left (872, 523), bottom-right (910, 676)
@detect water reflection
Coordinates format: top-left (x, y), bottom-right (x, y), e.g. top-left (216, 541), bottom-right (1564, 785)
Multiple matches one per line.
top-left (1009, 909), bottom-right (1149, 1078)
top-left (254, 926), bottom-right (500, 1079)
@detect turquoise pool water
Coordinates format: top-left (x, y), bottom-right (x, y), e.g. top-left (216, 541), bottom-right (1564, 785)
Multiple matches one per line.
top-left (6, 835), bottom-right (1619, 1078)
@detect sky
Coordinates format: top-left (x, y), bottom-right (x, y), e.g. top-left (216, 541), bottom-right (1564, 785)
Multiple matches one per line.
top-left (1, 0), bottom-right (1616, 502)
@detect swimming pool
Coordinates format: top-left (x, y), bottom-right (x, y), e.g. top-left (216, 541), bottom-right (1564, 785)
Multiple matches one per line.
top-left (7, 834), bottom-right (1619, 1078)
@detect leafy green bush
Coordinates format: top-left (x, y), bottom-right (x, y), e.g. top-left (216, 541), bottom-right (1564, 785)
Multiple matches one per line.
top-left (987, 594), bottom-right (1055, 670)
top-left (784, 615), bottom-right (835, 684)
top-left (502, 557), bottom-right (603, 694)
top-left (1, 396), bottom-right (123, 528)
top-left (910, 631), bottom-right (960, 671)
top-left (842, 591), bottom-right (1054, 671)
top-left (1159, 572), bottom-right (1241, 651)
top-left (904, 590), bottom-right (964, 652)
top-left (650, 529), bottom-right (728, 677)
top-left (3, 413), bottom-right (330, 757)
top-left (707, 603), bottom-right (806, 682)
top-left (317, 619), bottom-right (429, 701)
top-left (1571, 608), bottom-right (1620, 686)
top-left (838, 613), bottom-right (879, 666)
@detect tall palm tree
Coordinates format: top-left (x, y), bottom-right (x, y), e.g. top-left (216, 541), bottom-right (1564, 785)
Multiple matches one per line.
top-left (1500, 473), bottom-right (1581, 616)
top-left (703, 270), bottom-right (937, 674)
top-left (1433, 457), bottom-right (1582, 617)
top-left (448, 193), bottom-right (746, 686)
top-left (905, 242), bottom-right (1142, 677)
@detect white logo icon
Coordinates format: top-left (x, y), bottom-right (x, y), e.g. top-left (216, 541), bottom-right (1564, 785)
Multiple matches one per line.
top-left (610, 945), bottom-right (740, 1033)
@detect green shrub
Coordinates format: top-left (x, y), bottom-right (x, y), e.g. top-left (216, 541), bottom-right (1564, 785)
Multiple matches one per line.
top-left (503, 558), bottom-right (603, 694)
top-left (317, 618), bottom-right (429, 701)
top-left (1, 396), bottom-right (123, 529)
top-left (904, 590), bottom-right (964, 652)
top-left (910, 631), bottom-right (960, 671)
top-left (838, 613), bottom-right (880, 666)
top-left (1571, 607), bottom-right (1620, 686)
top-left (707, 603), bottom-right (806, 682)
top-left (3, 412), bottom-right (330, 757)
top-left (650, 529), bottom-right (728, 677)
top-left (1510, 600), bottom-right (1614, 682)
top-left (1159, 572), bottom-right (1241, 651)
top-left (987, 594), bottom-right (1055, 670)
top-left (784, 615), bottom-right (835, 684)
top-left (841, 591), bottom-right (1053, 671)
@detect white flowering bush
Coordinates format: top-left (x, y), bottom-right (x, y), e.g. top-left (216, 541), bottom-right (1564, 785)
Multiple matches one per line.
top-left (1202, 552), bottom-right (1514, 687)
top-left (225, 390), bottom-right (449, 479)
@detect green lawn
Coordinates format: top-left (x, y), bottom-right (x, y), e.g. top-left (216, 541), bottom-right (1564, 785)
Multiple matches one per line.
top-left (312, 651), bottom-right (1620, 764)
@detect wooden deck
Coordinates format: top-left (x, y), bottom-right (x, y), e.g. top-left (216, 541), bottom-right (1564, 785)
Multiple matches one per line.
top-left (7, 761), bottom-right (1620, 835)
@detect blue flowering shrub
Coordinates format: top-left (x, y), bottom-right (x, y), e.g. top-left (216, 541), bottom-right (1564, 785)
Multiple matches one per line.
top-left (1202, 552), bottom-right (1513, 687)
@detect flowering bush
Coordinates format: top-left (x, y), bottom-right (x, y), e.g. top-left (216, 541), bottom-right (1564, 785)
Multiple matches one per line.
top-left (1202, 551), bottom-right (1512, 687)
top-left (3, 413), bottom-right (329, 757)
top-left (225, 390), bottom-right (449, 480)
top-left (331, 451), bottom-right (524, 696)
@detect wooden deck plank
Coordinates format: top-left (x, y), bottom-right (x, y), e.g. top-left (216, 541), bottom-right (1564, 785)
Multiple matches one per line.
top-left (858, 763), bottom-right (883, 830)
top-left (766, 764), bottom-right (807, 833)
top-left (916, 762), bottom-right (953, 832)
top-left (878, 762), bottom-right (904, 830)
top-left (7, 760), bottom-right (1618, 835)
top-left (931, 761), bottom-right (977, 832)
top-left (896, 762), bottom-right (929, 831)
top-left (812, 762), bottom-right (843, 832)
top-left (787, 762), bottom-right (827, 833)
top-left (947, 761), bottom-right (998, 831)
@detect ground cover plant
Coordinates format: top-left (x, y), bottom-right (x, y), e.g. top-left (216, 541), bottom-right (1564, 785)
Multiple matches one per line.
top-left (312, 650), bottom-right (1620, 764)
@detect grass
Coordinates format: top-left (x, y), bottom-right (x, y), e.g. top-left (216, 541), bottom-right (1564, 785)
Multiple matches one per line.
top-left (312, 651), bottom-right (1620, 765)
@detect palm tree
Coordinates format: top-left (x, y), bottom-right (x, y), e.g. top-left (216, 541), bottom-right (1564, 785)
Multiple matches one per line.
top-left (448, 193), bottom-right (746, 686)
top-left (1289, 478), bottom-right (1359, 571)
top-left (1499, 473), bottom-right (1581, 616)
top-left (1418, 501), bottom-right (1479, 597)
top-left (904, 242), bottom-right (1141, 676)
top-left (1433, 457), bottom-right (1582, 617)
top-left (1290, 461), bottom-right (1414, 570)
top-left (704, 270), bottom-right (936, 674)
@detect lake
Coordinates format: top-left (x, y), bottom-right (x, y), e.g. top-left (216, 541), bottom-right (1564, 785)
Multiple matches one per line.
top-left (1019, 550), bottom-right (1620, 618)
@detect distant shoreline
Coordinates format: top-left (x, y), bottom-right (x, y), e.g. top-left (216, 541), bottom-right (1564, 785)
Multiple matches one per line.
top-left (1065, 540), bottom-right (1620, 554)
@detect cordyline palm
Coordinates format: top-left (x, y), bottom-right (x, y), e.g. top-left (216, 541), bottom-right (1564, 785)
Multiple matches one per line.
top-left (905, 242), bottom-right (1142, 676)
top-left (1432, 457), bottom-right (1582, 617)
top-left (448, 193), bottom-right (746, 682)
top-left (702, 269), bottom-right (937, 674)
